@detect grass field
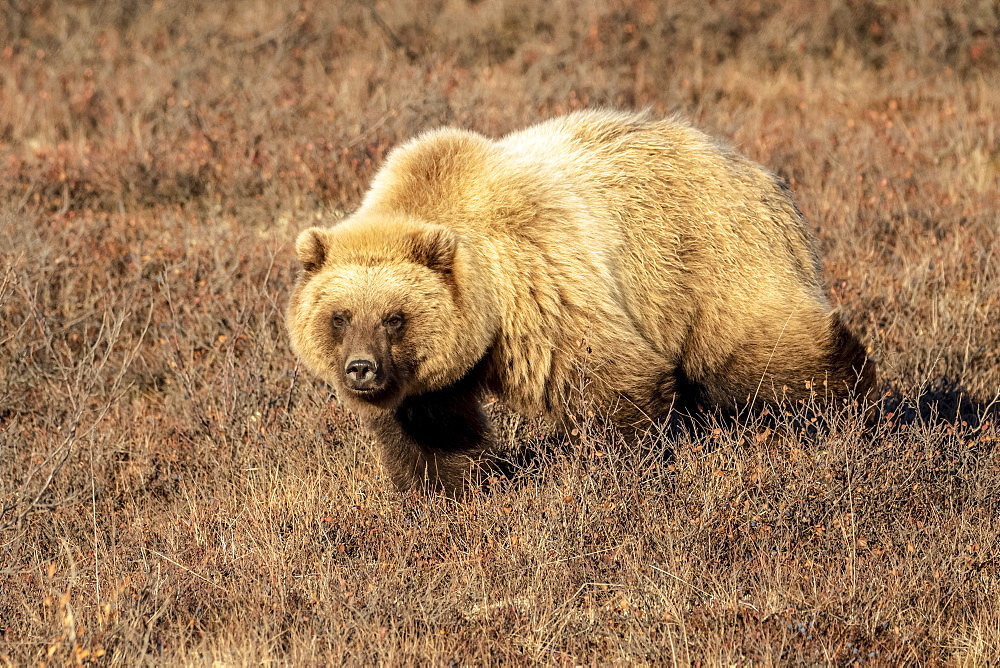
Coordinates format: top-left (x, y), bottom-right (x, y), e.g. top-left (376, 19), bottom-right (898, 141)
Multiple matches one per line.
top-left (2, 0), bottom-right (999, 664)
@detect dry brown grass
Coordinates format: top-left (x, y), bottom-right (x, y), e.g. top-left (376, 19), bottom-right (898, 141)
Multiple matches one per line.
top-left (2, 0), bottom-right (999, 664)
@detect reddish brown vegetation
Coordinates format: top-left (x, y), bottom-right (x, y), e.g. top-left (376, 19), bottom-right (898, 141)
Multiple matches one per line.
top-left (1, 1), bottom-right (998, 663)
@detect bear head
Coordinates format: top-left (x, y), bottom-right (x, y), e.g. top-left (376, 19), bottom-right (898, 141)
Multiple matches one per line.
top-left (286, 215), bottom-right (497, 412)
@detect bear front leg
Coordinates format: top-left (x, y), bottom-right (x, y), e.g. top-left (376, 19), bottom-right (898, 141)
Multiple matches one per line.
top-left (363, 386), bottom-right (494, 495)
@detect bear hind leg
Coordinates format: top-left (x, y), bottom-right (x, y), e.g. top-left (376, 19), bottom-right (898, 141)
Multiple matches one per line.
top-left (672, 314), bottom-right (875, 416)
top-left (826, 314), bottom-right (876, 401)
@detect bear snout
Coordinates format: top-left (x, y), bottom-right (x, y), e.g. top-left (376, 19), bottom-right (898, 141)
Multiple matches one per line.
top-left (344, 357), bottom-right (380, 391)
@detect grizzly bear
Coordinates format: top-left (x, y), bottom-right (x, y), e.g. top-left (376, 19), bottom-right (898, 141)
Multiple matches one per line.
top-left (286, 109), bottom-right (875, 494)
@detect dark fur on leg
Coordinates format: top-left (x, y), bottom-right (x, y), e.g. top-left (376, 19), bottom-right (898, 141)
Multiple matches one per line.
top-left (365, 363), bottom-right (494, 495)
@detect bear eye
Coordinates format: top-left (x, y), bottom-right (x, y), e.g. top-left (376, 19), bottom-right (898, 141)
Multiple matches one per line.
top-left (331, 311), bottom-right (350, 328)
top-left (384, 313), bottom-right (405, 330)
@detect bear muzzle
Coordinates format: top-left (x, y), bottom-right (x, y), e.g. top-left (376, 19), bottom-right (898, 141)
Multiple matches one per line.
top-left (344, 357), bottom-right (382, 392)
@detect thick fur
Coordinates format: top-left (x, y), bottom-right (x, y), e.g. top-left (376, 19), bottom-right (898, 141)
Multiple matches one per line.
top-left (286, 109), bottom-right (875, 494)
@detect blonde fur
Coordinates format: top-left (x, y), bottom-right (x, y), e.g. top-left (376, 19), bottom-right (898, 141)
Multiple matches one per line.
top-left (286, 109), bottom-right (875, 493)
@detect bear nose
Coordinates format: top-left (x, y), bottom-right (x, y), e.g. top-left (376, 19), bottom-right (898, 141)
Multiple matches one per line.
top-left (344, 358), bottom-right (378, 390)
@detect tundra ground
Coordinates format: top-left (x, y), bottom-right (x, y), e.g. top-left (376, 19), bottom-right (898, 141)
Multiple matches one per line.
top-left (2, 1), bottom-right (998, 664)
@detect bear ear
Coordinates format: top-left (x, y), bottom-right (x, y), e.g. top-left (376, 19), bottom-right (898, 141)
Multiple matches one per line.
top-left (410, 225), bottom-right (457, 274)
top-left (295, 228), bottom-right (329, 273)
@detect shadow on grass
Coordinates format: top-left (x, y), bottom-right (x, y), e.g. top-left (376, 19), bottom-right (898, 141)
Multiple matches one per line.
top-left (881, 375), bottom-right (1000, 434)
top-left (481, 374), bottom-right (1000, 492)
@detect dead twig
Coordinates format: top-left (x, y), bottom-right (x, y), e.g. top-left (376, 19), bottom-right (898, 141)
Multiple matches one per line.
top-left (352, 0), bottom-right (418, 60)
